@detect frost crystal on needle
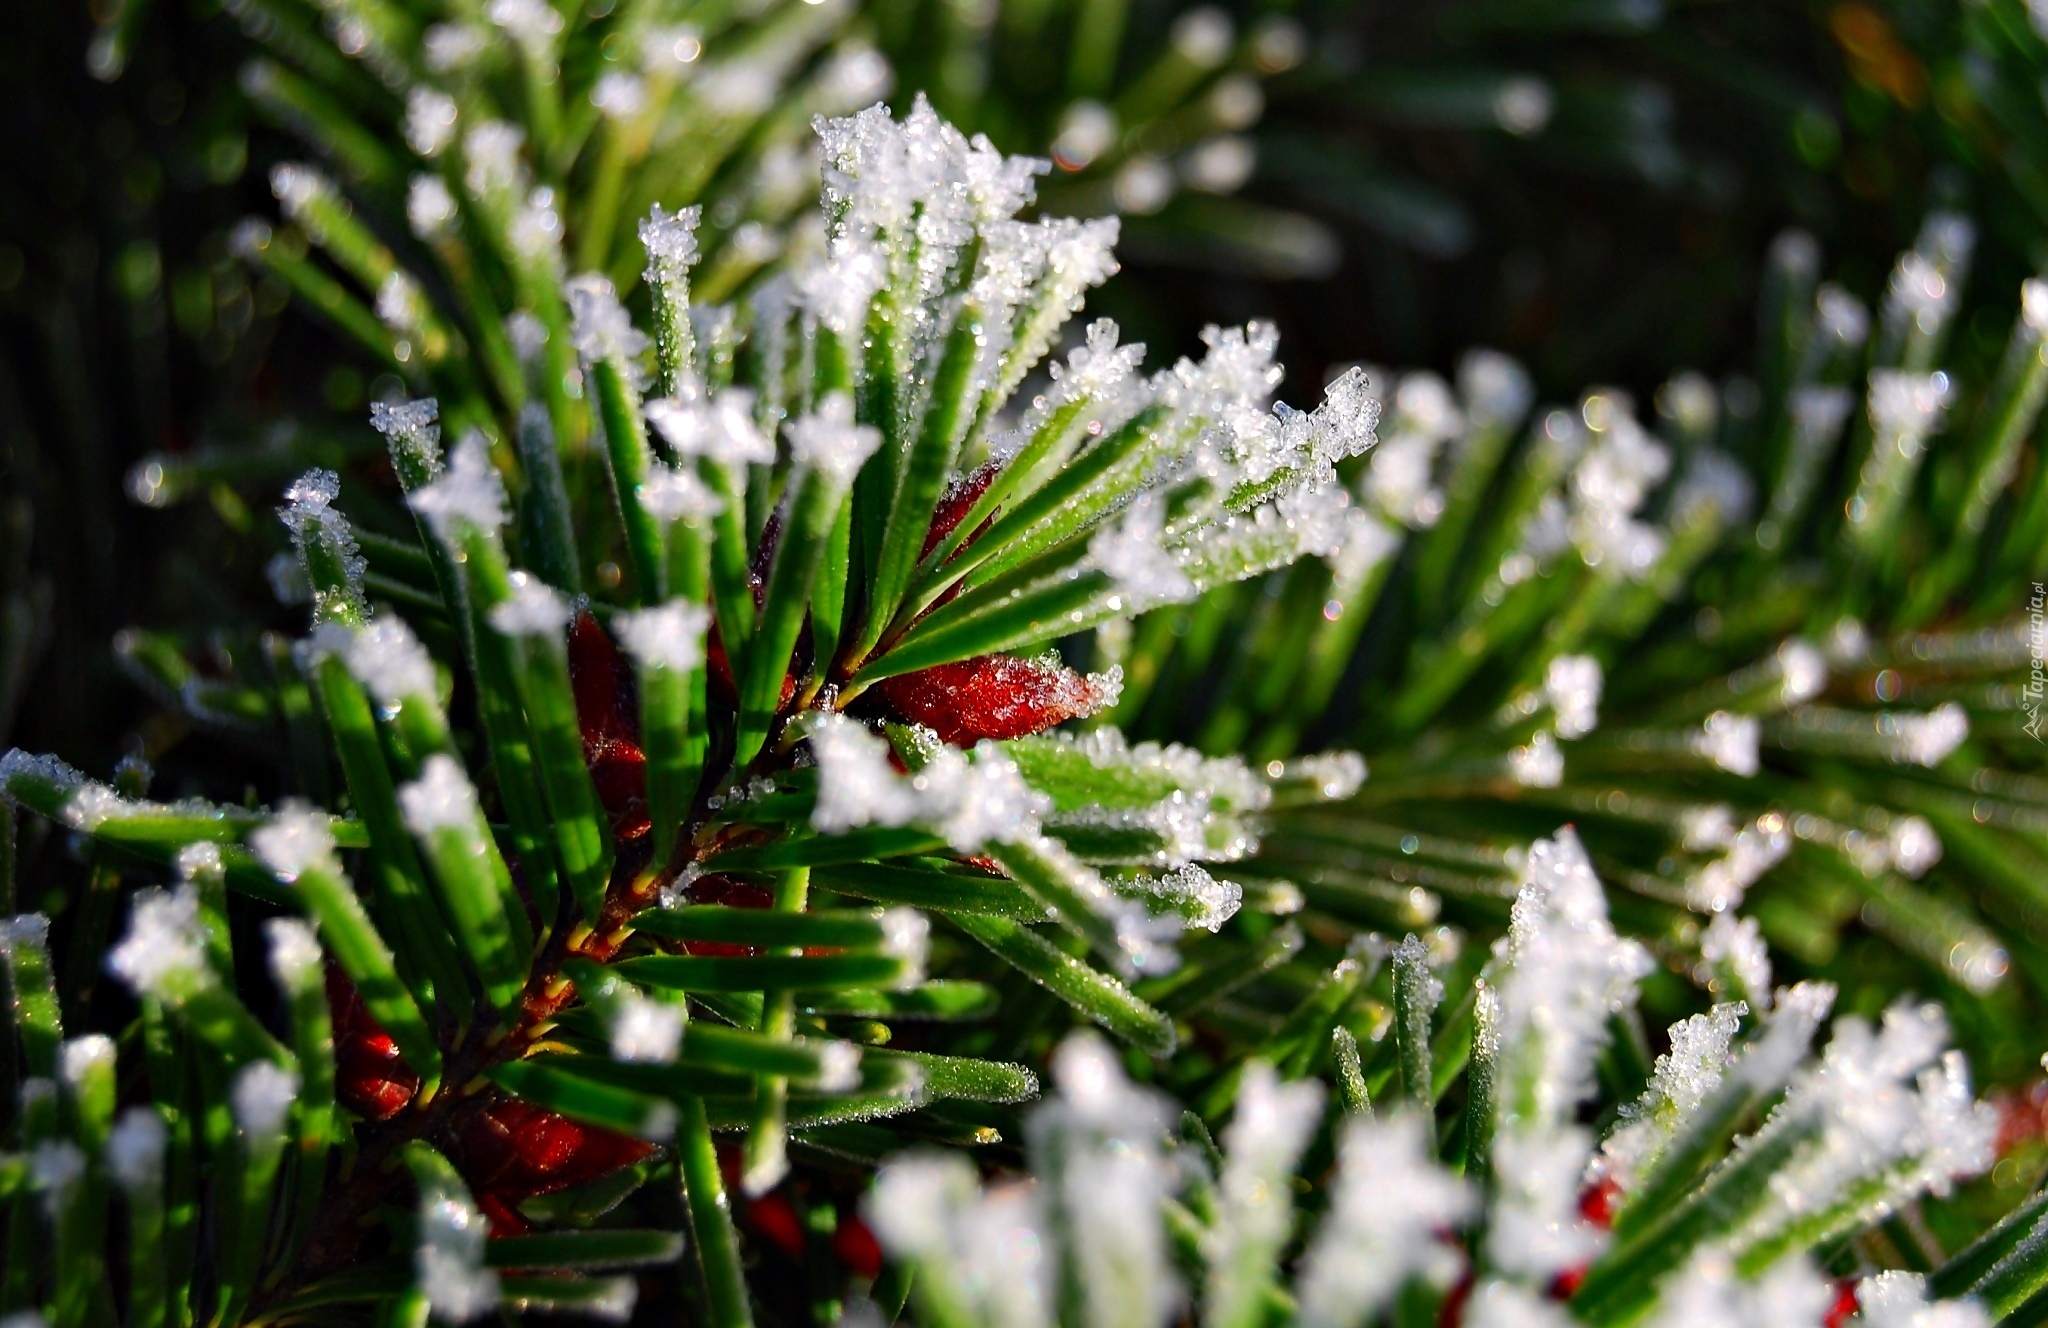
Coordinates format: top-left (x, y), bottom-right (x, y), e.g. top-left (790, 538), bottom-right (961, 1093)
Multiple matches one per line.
top-left (106, 884), bottom-right (212, 1003)
top-left (487, 572), bottom-right (572, 638)
top-left (399, 755), bottom-right (485, 836)
top-left (785, 392), bottom-right (883, 486)
top-left (231, 1061), bottom-right (299, 1137)
top-left (615, 601), bottom-right (710, 673)
top-left (279, 469), bottom-right (368, 625)
top-left (417, 1180), bottom-right (499, 1322)
top-left (250, 801), bottom-right (341, 882)
top-left (409, 433), bottom-right (508, 536)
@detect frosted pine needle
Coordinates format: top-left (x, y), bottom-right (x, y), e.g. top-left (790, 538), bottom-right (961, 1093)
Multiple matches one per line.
top-left (1026, 1033), bottom-right (1181, 1328)
top-left (279, 469), bottom-right (368, 624)
top-left (1297, 1113), bottom-right (1473, 1328)
top-left (1205, 1062), bottom-right (1323, 1328)
top-left (1601, 1002), bottom-right (1747, 1189)
top-left (417, 1178), bottom-right (499, 1322)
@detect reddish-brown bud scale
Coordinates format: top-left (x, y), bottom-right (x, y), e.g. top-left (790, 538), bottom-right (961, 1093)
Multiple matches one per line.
top-left (567, 613), bottom-right (650, 841)
top-left (923, 460), bottom-right (1003, 559)
top-left (877, 652), bottom-right (1116, 745)
top-left (325, 966), bottom-right (420, 1121)
top-left (450, 1092), bottom-right (655, 1237)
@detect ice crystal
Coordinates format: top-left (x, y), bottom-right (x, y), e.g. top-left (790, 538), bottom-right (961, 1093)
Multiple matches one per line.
top-left (1543, 655), bottom-right (1603, 740)
top-left (869, 1154), bottom-right (1053, 1328)
top-left (461, 121), bottom-right (525, 201)
top-left (1461, 1279), bottom-right (1576, 1328)
top-left (487, 572), bottom-right (572, 638)
top-left (343, 617), bottom-right (440, 709)
top-left (615, 601), bottom-right (710, 673)
top-left (645, 388), bottom-right (775, 466)
top-left (880, 908), bottom-right (931, 985)
top-left (417, 1179), bottom-right (499, 1322)
top-left (785, 392), bottom-right (883, 486)
top-left (265, 916), bottom-right (323, 987)
top-left (1602, 1002), bottom-right (1747, 1187)
top-left (172, 843), bottom-right (221, 888)
top-left (565, 274), bottom-right (650, 382)
top-left (485, 0), bottom-right (561, 52)
top-left (407, 175), bottom-right (458, 241)
top-left (809, 714), bottom-right (924, 833)
top-left (590, 70), bottom-right (646, 120)
top-left (1858, 1271), bottom-right (1992, 1328)
top-left (1509, 730), bottom-right (1564, 787)
top-left (1868, 371), bottom-right (1954, 453)
top-left (639, 204), bottom-right (702, 289)
top-left (404, 87), bottom-right (458, 157)
top-left (1888, 815), bottom-right (1943, 878)
top-left (1694, 710), bottom-right (1761, 776)
top-left (1686, 814), bottom-right (1790, 913)
top-left (1698, 911), bottom-right (1774, 1010)
top-left (1091, 496), bottom-right (1196, 613)
top-left (376, 271), bottom-right (426, 336)
top-left (1288, 751), bottom-right (1368, 801)
top-left (106, 1107), bottom-right (167, 1192)
top-left (400, 755), bottom-right (485, 835)
top-left (1640, 1251), bottom-right (1833, 1328)
top-left (608, 987), bottom-right (685, 1064)
top-left (1882, 702), bottom-right (1969, 767)
top-left (28, 1141), bottom-right (86, 1206)
top-left (250, 800), bottom-right (341, 882)
top-left (409, 433), bottom-right (508, 536)
top-left (280, 469), bottom-right (368, 624)
top-left (58, 1034), bottom-right (114, 1092)
top-left (232, 1061), bottom-right (299, 1136)
top-left (1126, 863), bottom-right (1242, 932)
top-left (105, 884), bottom-right (211, 1002)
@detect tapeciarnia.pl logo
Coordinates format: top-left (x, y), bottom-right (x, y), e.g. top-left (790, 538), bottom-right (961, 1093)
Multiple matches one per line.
top-left (2028, 581), bottom-right (2045, 742)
